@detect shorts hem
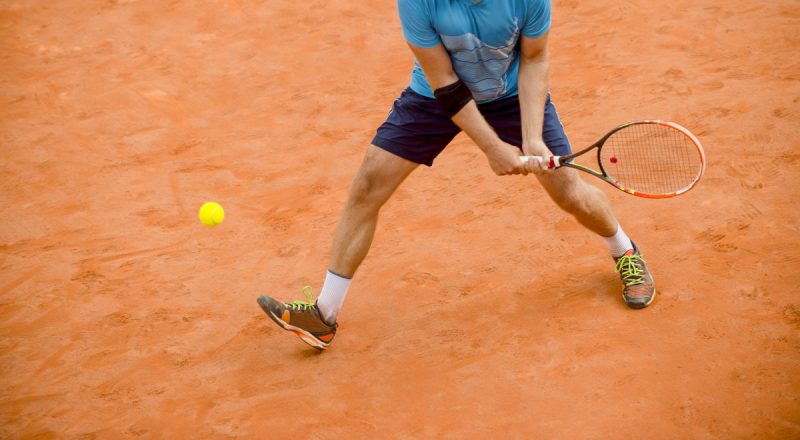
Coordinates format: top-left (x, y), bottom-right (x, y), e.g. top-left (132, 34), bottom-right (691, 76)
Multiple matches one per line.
top-left (371, 137), bottom-right (434, 167)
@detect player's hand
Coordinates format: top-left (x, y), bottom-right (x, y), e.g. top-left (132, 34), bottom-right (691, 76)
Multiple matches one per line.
top-left (485, 141), bottom-right (527, 176)
top-left (521, 140), bottom-right (554, 175)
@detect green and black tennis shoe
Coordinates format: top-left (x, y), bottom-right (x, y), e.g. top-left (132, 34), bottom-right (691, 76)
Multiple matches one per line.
top-left (257, 286), bottom-right (337, 350)
top-left (614, 243), bottom-right (656, 309)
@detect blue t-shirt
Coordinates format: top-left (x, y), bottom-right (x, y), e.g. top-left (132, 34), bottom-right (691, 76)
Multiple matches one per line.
top-left (398, 0), bottom-right (551, 103)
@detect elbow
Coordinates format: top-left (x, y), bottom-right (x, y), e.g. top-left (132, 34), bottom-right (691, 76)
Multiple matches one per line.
top-left (520, 54), bottom-right (549, 66)
top-left (431, 73), bottom-right (461, 90)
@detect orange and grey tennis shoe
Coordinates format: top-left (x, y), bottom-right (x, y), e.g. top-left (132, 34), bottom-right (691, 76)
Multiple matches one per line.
top-left (257, 286), bottom-right (337, 350)
top-left (614, 243), bottom-right (656, 309)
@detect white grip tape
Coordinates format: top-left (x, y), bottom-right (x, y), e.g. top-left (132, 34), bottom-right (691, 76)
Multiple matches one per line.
top-left (520, 155), bottom-right (560, 169)
top-left (519, 156), bottom-right (542, 165)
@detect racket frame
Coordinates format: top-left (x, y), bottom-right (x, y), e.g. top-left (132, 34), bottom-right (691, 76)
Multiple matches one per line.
top-left (542, 120), bottom-right (706, 199)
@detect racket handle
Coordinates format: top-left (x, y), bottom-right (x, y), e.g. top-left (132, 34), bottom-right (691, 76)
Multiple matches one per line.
top-left (520, 155), bottom-right (561, 169)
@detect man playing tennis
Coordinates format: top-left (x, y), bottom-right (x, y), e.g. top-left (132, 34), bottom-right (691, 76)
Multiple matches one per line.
top-left (257, 0), bottom-right (655, 350)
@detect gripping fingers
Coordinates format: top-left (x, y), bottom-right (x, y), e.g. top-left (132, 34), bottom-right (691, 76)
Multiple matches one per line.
top-left (519, 156), bottom-right (538, 174)
top-left (520, 155), bottom-right (554, 174)
top-left (520, 155), bottom-right (542, 166)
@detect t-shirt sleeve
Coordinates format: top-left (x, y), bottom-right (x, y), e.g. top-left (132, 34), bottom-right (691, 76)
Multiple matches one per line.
top-left (523, 0), bottom-right (551, 38)
top-left (397, 0), bottom-right (441, 48)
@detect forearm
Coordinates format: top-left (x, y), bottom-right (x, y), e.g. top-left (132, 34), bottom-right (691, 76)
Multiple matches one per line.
top-left (451, 100), bottom-right (503, 154)
top-left (518, 56), bottom-right (550, 147)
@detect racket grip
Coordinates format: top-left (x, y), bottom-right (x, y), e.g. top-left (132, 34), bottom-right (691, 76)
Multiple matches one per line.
top-left (520, 155), bottom-right (560, 169)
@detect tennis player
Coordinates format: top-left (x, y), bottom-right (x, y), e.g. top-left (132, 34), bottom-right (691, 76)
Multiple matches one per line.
top-left (258, 0), bottom-right (655, 350)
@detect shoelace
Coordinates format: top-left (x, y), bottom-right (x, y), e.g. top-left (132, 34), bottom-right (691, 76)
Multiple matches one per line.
top-left (286, 286), bottom-right (316, 310)
top-left (615, 254), bottom-right (645, 286)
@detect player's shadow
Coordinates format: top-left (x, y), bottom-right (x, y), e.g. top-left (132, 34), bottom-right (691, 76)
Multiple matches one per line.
top-left (292, 347), bottom-right (326, 359)
top-left (545, 271), bottom-right (628, 309)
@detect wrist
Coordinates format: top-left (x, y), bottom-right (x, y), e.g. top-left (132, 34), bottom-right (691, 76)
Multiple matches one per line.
top-left (523, 138), bottom-right (546, 148)
top-left (476, 137), bottom-right (505, 154)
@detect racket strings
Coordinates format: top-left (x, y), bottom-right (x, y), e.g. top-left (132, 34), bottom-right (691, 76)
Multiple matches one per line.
top-left (600, 123), bottom-right (702, 195)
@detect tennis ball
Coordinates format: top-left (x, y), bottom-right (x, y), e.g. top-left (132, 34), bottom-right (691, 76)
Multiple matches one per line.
top-left (198, 201), bottom-right (225, 227)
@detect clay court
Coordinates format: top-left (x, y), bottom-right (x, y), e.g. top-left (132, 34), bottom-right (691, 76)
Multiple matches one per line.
top-left (2, 0), bottom-right (799, 438)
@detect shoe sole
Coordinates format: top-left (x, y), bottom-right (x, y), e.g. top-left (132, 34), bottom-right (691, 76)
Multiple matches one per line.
top-left (257, 296), bottom-right (329, 350)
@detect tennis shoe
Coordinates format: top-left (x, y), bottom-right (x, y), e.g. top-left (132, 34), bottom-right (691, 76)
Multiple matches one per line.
top-left (614, 243), bottom-right (655, 309)
top-left (257, 286), bottom-right (337, 350)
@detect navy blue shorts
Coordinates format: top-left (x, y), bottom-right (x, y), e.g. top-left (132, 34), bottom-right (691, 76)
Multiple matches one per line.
top-left (372, 87), bottom-right (572, 166)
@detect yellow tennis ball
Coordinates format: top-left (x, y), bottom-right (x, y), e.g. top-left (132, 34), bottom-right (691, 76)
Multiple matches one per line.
top-left (198, 202), bottom-right (224, 227)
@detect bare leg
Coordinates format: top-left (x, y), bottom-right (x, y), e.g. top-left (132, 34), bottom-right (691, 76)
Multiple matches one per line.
top-left (329, 145), bottom-right (419, 277)
top-left (537, 168), bottom-right (656, 308)
top-left (536, 168), bottom-right (618, 237)
top-left (256, 145), bottom-right (418, 346)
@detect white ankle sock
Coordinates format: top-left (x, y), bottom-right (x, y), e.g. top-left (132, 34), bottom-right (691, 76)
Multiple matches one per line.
top-left (602, 225), bottom-right (634, 258)
top-left (316, 270), bottom-right (351, 325)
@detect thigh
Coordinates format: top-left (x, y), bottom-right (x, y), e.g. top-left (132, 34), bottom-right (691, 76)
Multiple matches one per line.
top-left (348, 144), bottom-right (419, 206)
top-left (371, 88), bottom-right (461, 167)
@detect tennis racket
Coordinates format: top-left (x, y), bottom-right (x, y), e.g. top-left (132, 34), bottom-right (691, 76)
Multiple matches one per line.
top-left (520, 120), bottom-right (706, 199)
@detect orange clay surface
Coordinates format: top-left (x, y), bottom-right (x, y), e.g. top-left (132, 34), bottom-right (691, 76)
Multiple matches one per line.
top-left (2, 1), bottom-right (799, 438)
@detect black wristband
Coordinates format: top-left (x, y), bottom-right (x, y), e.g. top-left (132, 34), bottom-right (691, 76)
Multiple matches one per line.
top-left (433, 80), bottom-right (474, 118)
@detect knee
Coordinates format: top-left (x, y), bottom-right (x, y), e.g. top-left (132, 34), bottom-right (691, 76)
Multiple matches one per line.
top-left (346, 171), bottom-right (388, 212)
top-left (549, 180), bottom-right (593, 215)
top-left (552, 190), bottom-right (585, 214)
top-left (343, 145), bottom-right (416, 215)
